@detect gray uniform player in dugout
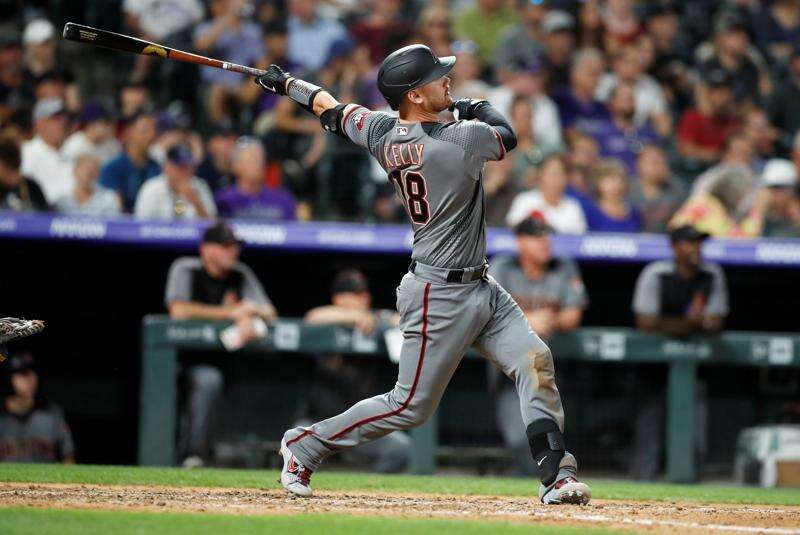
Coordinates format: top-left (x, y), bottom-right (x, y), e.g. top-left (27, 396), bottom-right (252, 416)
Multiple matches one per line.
top-left (255, 44), bottom-right (591, 505)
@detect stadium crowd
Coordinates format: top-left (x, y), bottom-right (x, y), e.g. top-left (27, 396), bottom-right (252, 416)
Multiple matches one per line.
top-left (0, 0), bottom-right (799, 236)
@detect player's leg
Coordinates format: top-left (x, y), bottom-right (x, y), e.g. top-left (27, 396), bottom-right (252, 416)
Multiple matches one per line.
top-left (475, 277), bottom-right (590, 504)
top-left (181, 364), bottom-right (224, 467)
top-left (281, 274), bottom-right (490, 490)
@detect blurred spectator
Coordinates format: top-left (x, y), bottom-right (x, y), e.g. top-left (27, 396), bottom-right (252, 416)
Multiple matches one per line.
top-left (450, 40), bottom-right (491, 100)
top-left (100, 111), bottom-right (160, 211)
top-left (349, 0), bottom-right (411, 66)
top-left (21, 97), bottom-right (73, 203)
top-left (596, 43), bottom-right (671, 136)
top-left (578, 158), bottom-right (642, 232)
top-left (601, 0), bottom-right (641, 53)
top-left (483, 96), bottom-right (550, 226)
top-left (216, 137), bottom-right (296, 220)
top-left (150, 106), bottom-right (203, 166)
top-left (794, 131), bottom-right (800, 172)
top-left (55, 153), bottom-right (121, 217)
top-left (695, 11), bottom-right (769, 105)
top-left (577, 0), bottom-right (602, 49)
top-left (677, 69), bottom-right (740, 164)
top-left (631, 225), bottom-right (728, 480)
top-left (766, 44), bottom-right (800, 150)
top-left (747, 159), bottom-right (800, 238)
top-left (194, 0), bottom-right (265, 123)
top-left (0, 134), bottom-right (48, 211)
top-left (629, 145), bottom-right (686, 234)
top-left (285, 0), bottom-right (347, 72)
top-left (493, 0), bottom-right (547, 79)
top-left (0, 353), bottom-right (75, 463)
top-left (553, 48), bottom-right (609, 136)
top-left (134, 144), bottom-right (216, 219)
top-left (488, 57), bottom-right (563, 155)
top-left (566, 132), bottom-right (599, 195)
top-left (123, 0), bottom-right (204, 41)
top-left (413, 5), bottom-right (454, 59)
top-left (62, 104), bottom-right (122, 166)
top-left (118, 82), bottom-right (152, 124)
top-left (754, 0), bottom-right (800, 66)
top-left (196, 125), bottom-right (238, 192)
top-left (540, 10), bottom-right (577, 91)
top-left (590, 81), bottom-right (659, 175)
top-left (742, 108), bottom-right (778, 163)
top-left (672, 134), bottom-right (761, 236)
top-left (20, 19), bottom-right (74, 107)
top-left (506, 155), bottom-right (587, 233)
top-left (487, 217), bottom-right (587, 475)
top-left (165, 221), bottom-right (277, 467)
top-left (301, 269), bottom-right (409, 473)
top-left (453, 0), bottom-right (518, 66)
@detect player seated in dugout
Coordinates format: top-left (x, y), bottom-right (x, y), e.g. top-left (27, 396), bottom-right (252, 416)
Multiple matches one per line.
top-left (0, 352), bottom-right (75, 463)
top-left (487, 217), bottom-right (588, 476)
top-left (300, 269), bottom-right (409, 473)
top-left (629, 224), bottom-right (729, 481)
top-left (164, 221), bottom-right (277, 468)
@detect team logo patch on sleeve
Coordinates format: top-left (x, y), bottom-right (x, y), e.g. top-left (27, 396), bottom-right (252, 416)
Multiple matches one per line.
top-left (353, 111), bottom-right (370, 131)
top-left (396, 126), bottom-right (408, 136)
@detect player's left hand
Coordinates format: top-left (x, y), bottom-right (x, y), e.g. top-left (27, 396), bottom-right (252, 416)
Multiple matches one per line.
top-left (449, 98), bottom-right (489, 121)
top-left (255, 64), bottom-right (292, 95)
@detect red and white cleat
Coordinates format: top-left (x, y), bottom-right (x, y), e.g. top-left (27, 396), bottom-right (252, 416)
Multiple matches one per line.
top-left (539, 476), bottom-right (591, 505)
top-left (279, 438), bottom-right (313, 497)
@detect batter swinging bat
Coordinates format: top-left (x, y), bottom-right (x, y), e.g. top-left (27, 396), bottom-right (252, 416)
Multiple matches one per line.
top-left (61, 22), bottom-right (267, 78)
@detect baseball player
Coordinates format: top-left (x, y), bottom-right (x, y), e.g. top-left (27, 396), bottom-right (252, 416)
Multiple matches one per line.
top-left (256, 44), bottom-right (591, 505)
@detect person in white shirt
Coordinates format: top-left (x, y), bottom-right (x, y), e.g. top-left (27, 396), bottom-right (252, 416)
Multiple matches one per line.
top-left (134, 144), bottom-right (216, 220)
top-left (21, 98), bottom-right (73, 203)
top-left (487, 58), bottom-right (564, 155)
top-left (62, 104), bottom-right (121, 166)
top-left (506, 155), bottom-right (587, 234)
top-left (55, 153), bottom-right (121, 217)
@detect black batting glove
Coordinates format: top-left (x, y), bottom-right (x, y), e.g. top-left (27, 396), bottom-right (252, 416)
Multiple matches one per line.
top-left (255, 64), bottom-right (292, 95)
top-left (449, 98), bottom-right (489, 120)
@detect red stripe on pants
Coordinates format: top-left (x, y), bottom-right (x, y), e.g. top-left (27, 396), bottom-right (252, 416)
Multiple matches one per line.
top-left (286, 282), bottom-right (432, 447)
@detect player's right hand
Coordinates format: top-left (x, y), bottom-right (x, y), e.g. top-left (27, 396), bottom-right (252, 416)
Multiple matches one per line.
top-left (449, 98), bottom-right (489, 121)
top-left (255, 64), bottom-right (292, 96)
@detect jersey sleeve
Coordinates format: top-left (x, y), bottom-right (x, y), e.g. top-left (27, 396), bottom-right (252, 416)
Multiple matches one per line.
top-left (164, 258), bottom-right (194, 308)
top-left (632, 263), bottom-right (662, 316)
top-left (341, 105), bottom-right (397, 156)
top-left (558, 260), bottom-right (589, 309)
top-left (704, 263), bottom-right (729, 317)
top-left (238, 263), bottom-right (273, 307)
top-left (439, 120), bottom-right (506, 163)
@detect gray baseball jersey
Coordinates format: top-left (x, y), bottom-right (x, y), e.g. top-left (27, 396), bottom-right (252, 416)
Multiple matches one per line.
top-left (282, 105), bottom-right (581, 491)
top-left (0, 402), bottom-right (75, 462)
top-left (342, 106), bottom-right (505, 268)
top-left (489, 256), bottom-right (588, 313)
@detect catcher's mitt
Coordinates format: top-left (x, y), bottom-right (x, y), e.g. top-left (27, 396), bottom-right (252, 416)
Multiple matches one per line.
top-left (0, 317), bottom-right (46, 345)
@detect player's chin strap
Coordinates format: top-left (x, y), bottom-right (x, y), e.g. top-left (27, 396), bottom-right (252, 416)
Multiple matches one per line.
top-left (527, 418), bottom-right (566, 486)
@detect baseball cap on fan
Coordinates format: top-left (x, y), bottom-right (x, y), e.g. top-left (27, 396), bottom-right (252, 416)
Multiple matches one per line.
top-left (542, 11), bottom-right (575, 34)
top-left (513, 217), bottom-right (553, 236)
top-left (166, 144), bottom-right (198, 167)
top-left (762, 159), bottom-right (798, 188)
top-left (23, 19), bottom-right (55, 45)
top-left (202, 221), bottom-right (243, 246)
top-left (32, 97), bottom-right (65, 120)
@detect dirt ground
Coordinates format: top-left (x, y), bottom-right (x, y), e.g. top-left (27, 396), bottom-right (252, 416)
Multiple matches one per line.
top-left (1, 483), bottom-right (799, 534)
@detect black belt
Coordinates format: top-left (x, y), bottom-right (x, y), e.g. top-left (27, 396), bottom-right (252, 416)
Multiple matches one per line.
top-left (409, 261), bottom-right (489, 283)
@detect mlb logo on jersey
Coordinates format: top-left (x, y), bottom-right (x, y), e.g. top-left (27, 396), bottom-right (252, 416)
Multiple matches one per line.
top-left (396, 126), bottom-right (408, 136)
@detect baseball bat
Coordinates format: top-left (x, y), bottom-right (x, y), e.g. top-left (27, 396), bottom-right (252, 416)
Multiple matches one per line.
top-left (62, 22), bottom-right (267, 78)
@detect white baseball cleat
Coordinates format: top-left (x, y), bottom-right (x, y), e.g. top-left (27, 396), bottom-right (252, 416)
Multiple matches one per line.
top-left (539, 476), bottom-right (592, 505)
top-left (279, 438), bottom-right (313, 497)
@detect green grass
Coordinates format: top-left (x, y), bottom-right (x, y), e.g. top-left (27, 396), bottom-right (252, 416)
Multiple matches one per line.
top-left (0, 508), bottom-right (623, 535)
top-left (1, 463), bottom-right (799, 505)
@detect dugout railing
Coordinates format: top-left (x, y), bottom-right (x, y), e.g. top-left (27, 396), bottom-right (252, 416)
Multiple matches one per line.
top-left (139, 315), bottom-right (800, 482)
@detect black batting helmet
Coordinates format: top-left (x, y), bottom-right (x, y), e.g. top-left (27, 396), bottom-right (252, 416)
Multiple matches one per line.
top-left (377, 44), bottom-right (456, 110)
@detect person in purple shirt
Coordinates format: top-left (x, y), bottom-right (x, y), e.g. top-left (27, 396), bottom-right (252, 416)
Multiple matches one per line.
top-left (570, 158), bottom-right (642, 233)
top-left (553, 48), bottom-right (609, 135)
top-left (215, 137), bottom-right (297, 220)
top-left (590, 81), bottom-right (659, 175)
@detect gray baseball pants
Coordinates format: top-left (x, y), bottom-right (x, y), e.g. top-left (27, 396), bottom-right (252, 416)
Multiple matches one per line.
top-left (284, 265), bottom-right (569, 472)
